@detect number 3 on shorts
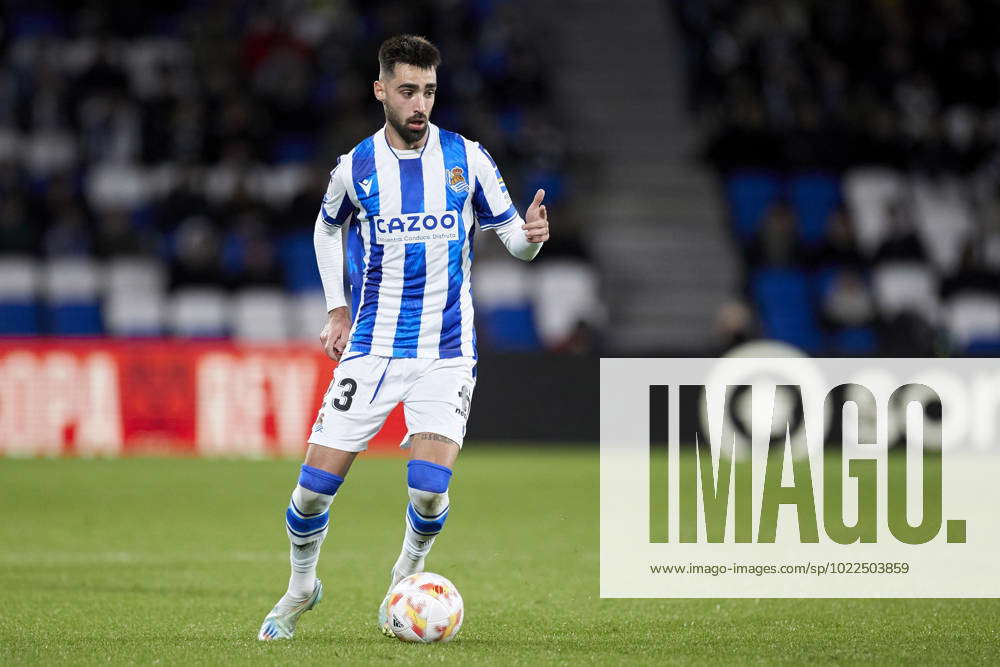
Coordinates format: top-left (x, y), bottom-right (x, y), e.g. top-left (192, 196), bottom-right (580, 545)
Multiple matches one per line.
top-left (331, 378), bottom-right (357, 412)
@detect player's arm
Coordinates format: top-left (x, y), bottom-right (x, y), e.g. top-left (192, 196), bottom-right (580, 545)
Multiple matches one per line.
top-left (472, 144), bottom-right (548, 261)
top-left (315, 160), bottom-right (354, 360)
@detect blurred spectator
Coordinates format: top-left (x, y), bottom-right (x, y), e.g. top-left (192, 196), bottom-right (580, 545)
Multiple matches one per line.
top-left (873, 200), bottom-right (928, 266)
top-left (0, 196), bottom-right (37, 253)
top-left (169, 216), bottom-right (223, 289)
top-left (713, 299), bottom-right (758, 353)
top-left (746, 201), bottom-right (804, 269)
top-left (812, 207), bottom-right (864, 271)
top-left (821, 269), bottom-right (876, 330)
top-left (94, 209), bottom-right (150, 258)
top-left (941, 238), bottom-right (999, 301)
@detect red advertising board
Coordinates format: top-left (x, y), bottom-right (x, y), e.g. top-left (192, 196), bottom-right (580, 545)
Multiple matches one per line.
top-left (0, 340), bottom-right (407, 456)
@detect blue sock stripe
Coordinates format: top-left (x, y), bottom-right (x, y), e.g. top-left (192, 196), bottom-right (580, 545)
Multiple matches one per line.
top-left (285, 506), bottom-right (329, 536)
top-left (298, 465), bottom-right (344, 495)
top-left (405, 515), bottom-right (441, 536)
top-left (408, 502), bottom-right (449, 521)
top-left (289, 498), bottom-right (324, 519)
top-left (407, 460), bottom-right (453, 493)
top-left (287, 525), bottom-right (329, 539)
top-left (406, 502), bottom-right (449, 535)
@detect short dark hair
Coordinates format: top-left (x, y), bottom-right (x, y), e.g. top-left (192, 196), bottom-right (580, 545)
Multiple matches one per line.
top-left (378, 34), bottom-right (441, 77)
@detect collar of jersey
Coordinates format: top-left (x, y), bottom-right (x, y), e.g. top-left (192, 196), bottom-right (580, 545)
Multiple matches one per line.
top-left (382, 123), bottom-right (435, 161)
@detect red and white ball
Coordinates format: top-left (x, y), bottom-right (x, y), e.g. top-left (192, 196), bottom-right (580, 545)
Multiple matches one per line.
top-left (386, 572), bottom-right (464, 643)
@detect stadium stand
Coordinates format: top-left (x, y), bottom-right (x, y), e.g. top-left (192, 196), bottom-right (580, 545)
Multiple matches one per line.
top-left (0, 2), bottom-right (591, 352)
top-left (0, 256), bottom-right (41, 334)
top-left (675, 0), bottom-right (1000, 355)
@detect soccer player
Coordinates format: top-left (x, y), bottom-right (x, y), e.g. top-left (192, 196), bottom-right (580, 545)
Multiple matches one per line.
top-left (258, 34), bottom-right (549, 640)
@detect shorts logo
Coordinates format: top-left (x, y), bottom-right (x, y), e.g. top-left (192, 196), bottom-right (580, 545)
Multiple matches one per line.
top-left (448, 166), bottom-right (469, 194)
top-left (312, 412), bottom-right (324, 433)
top-left (455, 385), bottom-right (471, 419)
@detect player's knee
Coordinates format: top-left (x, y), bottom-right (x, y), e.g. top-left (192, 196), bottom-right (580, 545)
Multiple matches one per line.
top-left (295, 464), bottom-right (344, 513)
top-left (286, 464), bottom-right (344, 544)
top-left (407, 459), bottom-right (452, 522)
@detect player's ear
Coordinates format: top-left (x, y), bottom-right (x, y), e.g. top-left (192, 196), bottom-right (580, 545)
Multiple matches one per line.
top-left (373, 79), bottom-right (385, 102)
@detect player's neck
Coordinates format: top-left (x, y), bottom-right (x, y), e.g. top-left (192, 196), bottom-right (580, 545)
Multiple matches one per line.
top-left (384, 123), bottom-right (428, 151)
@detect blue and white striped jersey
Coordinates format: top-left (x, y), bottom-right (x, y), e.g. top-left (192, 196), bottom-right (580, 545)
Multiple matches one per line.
top-left (319, 123), bottom-right (519, 359)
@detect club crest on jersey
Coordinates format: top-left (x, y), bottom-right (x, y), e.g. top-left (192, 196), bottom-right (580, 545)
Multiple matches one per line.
top-left (448, 166), bottom-right (469, 194)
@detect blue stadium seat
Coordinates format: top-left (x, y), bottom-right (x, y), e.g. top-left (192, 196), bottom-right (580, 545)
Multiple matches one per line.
top-left (751, 268), bottom-right (822, 352)
top-left (829, 327), bottom-right (877, 355)
top-left (0, 302), bottom-right (41, 334)
top-left (810, 265), bottom-right (840, 301)
top-left (43, 258), bottom-right (103, 335)
top-left (725, 171), bottom-right (782, 242)
top-left (0, 257), bottom-right (42, 334)
top-left (788, 173), bottom-right (841, 246)
top-left (279, 232), bottom-right (323, 292)
top-left (522, 168), bottom-right (566, 205)
top-left (273, 134), bottom-right (318, 164)
top-left (964, 339), bottom-right (1000, 355)
top-left (49, 303), bottom-right (103, 335)
top-left (480, 305), bottom-right (541, 351)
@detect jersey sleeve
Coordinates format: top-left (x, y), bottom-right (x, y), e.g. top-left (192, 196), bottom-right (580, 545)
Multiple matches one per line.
top-left (319, 155), bottom-right (356, 228)
top-left (471, 144), bottom-right (519, 230)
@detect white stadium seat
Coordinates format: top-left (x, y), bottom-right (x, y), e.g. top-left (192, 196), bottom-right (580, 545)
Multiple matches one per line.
top-left (472, 257), bottom-right (530, 308)
top-left (105, 289), bottom-right (165, 336)
top-left (0, 256), bottom-right (40, 301)
top-left (910, 177), bottom-right (973, 274)
top-left (945, 293), bottom-right (1000, 347)
top-left (105, 256), bottom-right (167, 295)
top-left (288, 291), bottom-right (328, 342)
top-left (843, 168), bottom-right (904, 256)
top-left (532, 259), bottom-right (606, 347)
top-left (43, 257), bottom-right (102, 303)
top-left (872, 261), bottom-right (939, 323)
top-left (169, 287), bottom-right (229, 337)
top-left (232, 288), bottom-right (289, 342)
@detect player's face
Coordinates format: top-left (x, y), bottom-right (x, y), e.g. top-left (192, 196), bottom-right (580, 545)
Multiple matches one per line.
top-left (376, 63), bottom-right (437, 146)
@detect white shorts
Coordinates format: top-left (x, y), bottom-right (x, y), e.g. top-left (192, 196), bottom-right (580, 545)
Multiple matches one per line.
top-left (307, 354), bottom-right (476, 453)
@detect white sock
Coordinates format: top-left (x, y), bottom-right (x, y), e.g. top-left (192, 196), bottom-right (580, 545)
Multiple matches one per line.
top-left (287, 539), bottom-right (324, 599)
top-left (391, 488), bottom-right (449, 584)
top-left (284, 471), bottom-right (341, 599)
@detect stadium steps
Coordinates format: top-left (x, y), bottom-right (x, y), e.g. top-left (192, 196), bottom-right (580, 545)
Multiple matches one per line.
top-left (548, 0), bottom-right (740, 352)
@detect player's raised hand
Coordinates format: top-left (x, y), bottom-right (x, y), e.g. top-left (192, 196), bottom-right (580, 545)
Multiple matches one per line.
top-left (522, 188), bottom-right (549, 243)
top-left (320, 306), bottom-right (352, 361)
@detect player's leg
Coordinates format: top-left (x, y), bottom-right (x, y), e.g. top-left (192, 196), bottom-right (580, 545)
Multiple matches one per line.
top-left (259, 446), bottom-right (355, 641)
top-left (283, 445), bottom-right (356, 600)
top-left (392, 435), bottom-right (459, 582)
top-left (260, 355), bottom-right (399, 640)
top-left (378, 357), bottom-right (474, 635)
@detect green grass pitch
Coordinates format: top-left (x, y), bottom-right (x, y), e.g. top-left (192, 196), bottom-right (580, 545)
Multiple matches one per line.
top-left (1, 446), bottom-right (998, 664)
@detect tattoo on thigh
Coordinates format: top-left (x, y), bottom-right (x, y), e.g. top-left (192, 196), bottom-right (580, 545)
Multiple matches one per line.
top-left (410, 432), bottom-right (458, 447)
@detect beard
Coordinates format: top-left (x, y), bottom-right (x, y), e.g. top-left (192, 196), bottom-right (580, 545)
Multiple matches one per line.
top-left (385, 105), bottom-right (428, 146)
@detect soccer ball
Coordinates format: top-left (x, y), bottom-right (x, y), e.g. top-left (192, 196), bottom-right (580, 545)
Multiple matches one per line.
top-left (386, 572), bottom-right (464, 643)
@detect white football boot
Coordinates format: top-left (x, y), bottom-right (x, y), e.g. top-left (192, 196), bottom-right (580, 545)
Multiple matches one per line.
top-left (377, 558), bottom-right (424, 637)
top-left (258, 579), bottom-right (323, 640)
